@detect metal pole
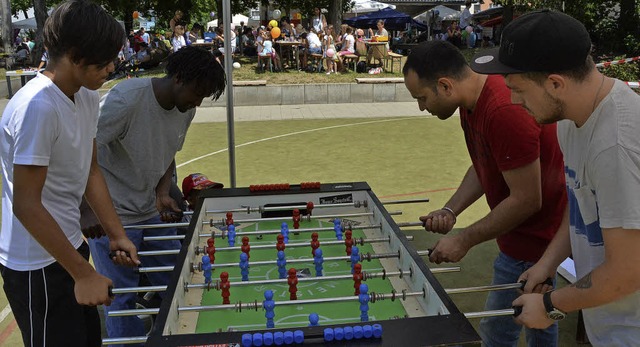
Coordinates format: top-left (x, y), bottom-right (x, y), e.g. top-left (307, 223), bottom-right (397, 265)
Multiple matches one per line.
top-left (102, 336), bottom-right (148, 345)
top-left (222, 0), bottom-right (236, 187)
top-left (464, 308), bottom-right (516, 319)
top-left (380, 198), bottom-right (430, 205)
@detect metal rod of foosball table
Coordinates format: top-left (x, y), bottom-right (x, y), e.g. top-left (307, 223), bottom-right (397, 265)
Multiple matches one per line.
top-left (111, 285), bottom-right (169, 295)
top-left (124, 222), bottom-right (189, 229)
top-left (134, 251), bottom-right (411, 273)
top-left (445, 282), bottom-right (524, 295)
top-left (111, 266), bottom-right (461, 295)
top-left (137, 249), bottom-right (180, 256)
top-left (396, 221), bottom-right (425, 228)
top-left (211, 224), bottom-right (382, 239)
top-left (196, 236), bottom-right (413, 254)
top-left (213, 211), bottom-right (402, 225)
top-left (181, 291), bottom-right (426, 313)
top-left (380, 198), bottom-right (430, 205)
top-left (142, 231), bottom-right (399, 244)
top-left (204, 200), bottom-right (369, 215)
top-left (464, 308), bottom-right (517, 319)
top-left (102, 336), bottom-right (148, 345)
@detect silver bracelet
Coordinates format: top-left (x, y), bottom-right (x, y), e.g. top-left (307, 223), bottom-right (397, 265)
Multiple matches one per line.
top-left (441, 206), bottom-right (457, 224)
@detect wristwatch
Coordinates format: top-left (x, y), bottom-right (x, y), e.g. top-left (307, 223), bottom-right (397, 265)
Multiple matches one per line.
top-left (543, 291), bottom-right (566, 321)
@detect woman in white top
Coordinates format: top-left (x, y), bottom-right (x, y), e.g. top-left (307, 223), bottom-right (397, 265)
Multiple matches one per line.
top-left (312, 7), bottom-right (327, 33)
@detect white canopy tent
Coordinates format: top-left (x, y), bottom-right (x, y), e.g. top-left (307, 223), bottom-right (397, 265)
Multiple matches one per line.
top-left (415, 5), bottom-right (460, 25)
top-left (11, 17), bottom-right (37, 30)
top-left (207, 14), bottom-right (249, 28)
top-left (350, 0), bottom-right (396, 15)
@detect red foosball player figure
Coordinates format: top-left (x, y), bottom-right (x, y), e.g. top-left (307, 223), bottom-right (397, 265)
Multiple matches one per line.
top-left (292, 208), bottom-right (301, 229)
top-left (207, 245), bottom-right (216, 264)
top-left (287, 268), bottom-right (298, 300)
top-left (353, 263), bottom-right (364, 295)
top-left (276, 234), bottom-right (286, 252)
top-left (206, 237), bottom-right (215, 253)
top-left (306, 201), bottom-right (314, 216)
top-left (225, 212), bottom-right (234, 227)
top-left (241, 236), bottom-right (251, 259)
top-left (220, 271), bottom-right (231, 304)
top-left (310, 232), bottom-right (320, 257)
top-left (344, 230), bottom-right (354, 256)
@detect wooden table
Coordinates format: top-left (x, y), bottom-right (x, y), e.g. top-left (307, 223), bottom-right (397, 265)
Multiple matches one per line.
top-left (365, 41), bottom-right (388, 70)
top-left (5, 69), bottom-right (38, 98)
top-left (276, 40), bottom-right (301, 70)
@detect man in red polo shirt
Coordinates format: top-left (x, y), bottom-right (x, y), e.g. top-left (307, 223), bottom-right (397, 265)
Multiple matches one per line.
top-left (403, 40), bottom-right (566, 347)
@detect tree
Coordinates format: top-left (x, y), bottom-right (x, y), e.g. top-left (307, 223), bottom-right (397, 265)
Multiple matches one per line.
top-left (32, 0), bottom-right (48, 66)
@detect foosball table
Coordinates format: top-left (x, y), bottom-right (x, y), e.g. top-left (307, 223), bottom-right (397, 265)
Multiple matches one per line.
top-left (107, 182), bottom-right (521, 346)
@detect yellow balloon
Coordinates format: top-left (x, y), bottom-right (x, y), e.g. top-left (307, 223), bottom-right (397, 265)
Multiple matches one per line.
top-left (271, 27), bottom-right (281, 39)
top-left (269, 20), bottom-right (278, 28)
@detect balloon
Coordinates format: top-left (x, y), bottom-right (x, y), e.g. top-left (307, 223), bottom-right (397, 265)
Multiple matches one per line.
top-left (271, 27), bottom-right (281, 39)
top-left (210, 11), bottom-right (216, 18)
top-left (269, 20), bottom-right (278, 28)
top-left (133, 11), bottom-right (139, 19)
top-left (465, 26), bottom-right (473, 33)
top-left (233, 62), bottom-right (241, 69)
top-left (326, 48), bottom-right (335, 58)
top-left (272, 9), bottom-right (282, 20)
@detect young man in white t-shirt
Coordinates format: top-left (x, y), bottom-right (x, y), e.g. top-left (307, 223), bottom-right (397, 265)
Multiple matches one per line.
top-left (472, 10), bottom-right (640, 345)
top-left (0, 1), bottom-right (139, 346)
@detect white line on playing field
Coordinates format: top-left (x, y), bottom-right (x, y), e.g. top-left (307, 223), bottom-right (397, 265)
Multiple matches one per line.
top-left (0, 305), bottom-right (11, 324)
top-left (177, 117), bottom-right (428, 168)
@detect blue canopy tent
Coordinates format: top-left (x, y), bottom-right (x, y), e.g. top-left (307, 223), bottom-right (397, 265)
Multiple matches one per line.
top-left (344, 8), bottom-right (427, 31)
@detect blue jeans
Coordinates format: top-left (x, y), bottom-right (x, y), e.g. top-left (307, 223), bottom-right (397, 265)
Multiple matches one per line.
top-left (88, 215), bottom-right (180, 347)
top-left (479, 252), bottom-right (558, 347)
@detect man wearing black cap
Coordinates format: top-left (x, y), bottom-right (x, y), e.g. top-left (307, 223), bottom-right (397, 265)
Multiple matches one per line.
top-left (403, 40), bottom-right (566, 346)
top-left (471, 9), bottom-right (640, 345)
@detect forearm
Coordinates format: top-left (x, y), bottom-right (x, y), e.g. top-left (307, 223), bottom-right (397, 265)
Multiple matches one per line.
top-left (444, 165), bottom-right (484, 216)
top-left (156, 160), bottom-right (176, 199)
top-left (553, 227), bottom-right (640, 313)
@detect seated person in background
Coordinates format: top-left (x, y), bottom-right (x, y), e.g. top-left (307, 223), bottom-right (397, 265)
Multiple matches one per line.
top-left (242, 27), bottom-right (257, 56)
top-left (188, 23), bottom-right (203, 43)
top-left (134, 42), bottom-right (152, 67)
top-left (446, 21), bottom-right (463, 47)
top-left (258, 36), bottom-right (282, 71)
top-left (182, 173), bottom-right (224, 210)
top-left (368, 20), bottom-right (390, 51)
top-left (37, 50), bottom-right (49, 70)
top-left (14, 43), bottom-right (30, 67)
top-left (171, 25), bottom-right (187, 52)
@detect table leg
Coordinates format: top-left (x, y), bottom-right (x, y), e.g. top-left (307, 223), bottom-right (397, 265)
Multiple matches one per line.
top-left (6, 76), bottom-right (13, 98)
top-left (20, 76), bottom-right (27, 86)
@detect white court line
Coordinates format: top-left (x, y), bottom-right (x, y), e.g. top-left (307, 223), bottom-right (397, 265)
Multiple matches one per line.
top-left (177, 117), bottom-right (428, 168)
top-left (0, 305), bottom-right (12, 324)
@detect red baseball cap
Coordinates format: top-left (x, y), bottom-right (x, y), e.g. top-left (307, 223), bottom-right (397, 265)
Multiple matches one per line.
top-left (182, 173), bottom-right (223, 200)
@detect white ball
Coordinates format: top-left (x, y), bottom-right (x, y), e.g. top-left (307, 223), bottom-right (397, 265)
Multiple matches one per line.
top-left (233, 62), bottom-right (241, 69)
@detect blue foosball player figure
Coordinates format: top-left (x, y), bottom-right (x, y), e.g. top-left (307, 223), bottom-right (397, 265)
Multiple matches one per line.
top-left (281, 222), bottom-right (290, 244)
top-left (314, 248), bottom-right (324, 277)
top-left (277, 250), bottom-right (287, 279)
top-left (359, 283), bottom-right (370, 322)
top-left (309, 312), bottom-right (320, 326)
top-left (350, 246), bottom-right (360, 274)
top-left (227, 224), bottom-right (236, 246)
top-left (202, 255), bottom-right (212, 284)
top-left (333, 219), bottom-right (343, 240)
top-left (240, 252), bottom-right (249, 281)
top-left (264, 290), bottom-right (276, 328)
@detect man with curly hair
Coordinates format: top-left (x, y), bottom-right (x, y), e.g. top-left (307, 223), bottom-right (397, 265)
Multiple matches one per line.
top-left (81, 46), bottom-right (226, 344)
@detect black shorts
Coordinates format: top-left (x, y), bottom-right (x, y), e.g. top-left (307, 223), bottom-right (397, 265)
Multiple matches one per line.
top-left (0, 242), bottom-right (101, 347)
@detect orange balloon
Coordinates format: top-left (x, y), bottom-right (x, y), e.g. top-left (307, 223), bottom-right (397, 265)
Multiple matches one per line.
top-left (133, 11), bottom-right (139, 19)
top-left (271, 27), bottom-right (281, 39)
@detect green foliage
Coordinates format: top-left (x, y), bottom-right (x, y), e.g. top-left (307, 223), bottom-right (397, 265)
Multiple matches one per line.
top-left (600, 56), bottom-right (640, 82)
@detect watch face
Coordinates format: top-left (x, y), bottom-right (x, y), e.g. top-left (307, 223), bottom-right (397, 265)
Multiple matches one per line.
top-left (548, 310), bottom-right (566, 321)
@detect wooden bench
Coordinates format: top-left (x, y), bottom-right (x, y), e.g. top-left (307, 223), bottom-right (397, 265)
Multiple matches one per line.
top-left (355, 77), bottom-right (404, 84)
top-left (309, 53), bottom-right (324, 72)
top-left (342, 53), bottom-right (359, 71)
top-left (233, 80), bottom-right (267, 86)
top-left (384, 52), bottom-right (404, 73)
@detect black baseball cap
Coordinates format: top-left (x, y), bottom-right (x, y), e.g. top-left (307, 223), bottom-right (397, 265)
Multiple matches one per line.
top-left (470, 9), bottom-right (591, 74)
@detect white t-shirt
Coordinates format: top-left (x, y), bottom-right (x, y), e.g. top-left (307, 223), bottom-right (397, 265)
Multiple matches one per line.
top-left (558, 79), bottom-right (640, 345)
top-left (172, 35), bottom-right (186, 52)
top-left (307, 32), bottom-right (321, 49)
top-left (342, 34), bottom-right (355, 53)
top-left (460, 8), bottom-right (472, 29)
top-left (0, 74), bottom-right (98, 270)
